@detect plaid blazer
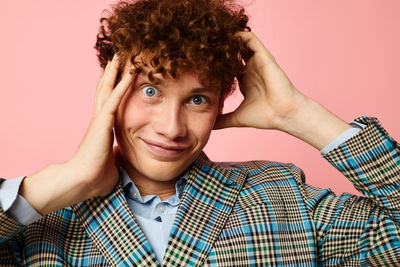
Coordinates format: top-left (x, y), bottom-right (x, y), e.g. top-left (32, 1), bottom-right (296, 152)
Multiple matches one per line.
top-left (1, 116), bottom-right (399, 266)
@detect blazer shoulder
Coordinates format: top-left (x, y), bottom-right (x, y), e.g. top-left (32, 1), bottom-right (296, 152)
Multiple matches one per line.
top-left (214, 160), bottom-right (310, 218)
top-left (215, 159), bottom-right (305, 185)
top-left (196, 152), bottom-right (305, 187)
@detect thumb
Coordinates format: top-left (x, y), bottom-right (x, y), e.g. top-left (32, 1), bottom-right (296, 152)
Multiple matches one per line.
top-left (213, 112), bottom-right (240, 130)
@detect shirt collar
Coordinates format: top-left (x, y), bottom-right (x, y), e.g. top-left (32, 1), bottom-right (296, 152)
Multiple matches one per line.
top-left (120, 166), bottom-right (188, 203)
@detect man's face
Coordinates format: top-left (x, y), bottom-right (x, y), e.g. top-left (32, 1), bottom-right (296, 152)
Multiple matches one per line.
top-left (115, 65), bottom-right (221, 183)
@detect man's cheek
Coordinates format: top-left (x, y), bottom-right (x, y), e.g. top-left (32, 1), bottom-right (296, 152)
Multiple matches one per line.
top-left (193, 115), bottom-right (217, 143)
top-left (123, 101), bottom-right (157, 129)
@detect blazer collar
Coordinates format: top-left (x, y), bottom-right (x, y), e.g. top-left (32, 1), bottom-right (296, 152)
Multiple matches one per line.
top-left (71, 179), bottom-right (159, 266)
top-left (72, 152), bottom-right (247, 266)
top-left (162, 152), bottom-right (247, 266)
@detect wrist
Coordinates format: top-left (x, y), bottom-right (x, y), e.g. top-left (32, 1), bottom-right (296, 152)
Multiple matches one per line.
top-left (277, 95), bottom-right (351, 150)
top-left (20, 162), bottom-right (91, 215)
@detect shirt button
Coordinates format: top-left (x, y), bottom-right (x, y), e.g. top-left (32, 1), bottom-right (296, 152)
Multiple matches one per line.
top-left (156, 203), bottom-right (165, 213)
top-left (132, 191), bottom-right (139, 199)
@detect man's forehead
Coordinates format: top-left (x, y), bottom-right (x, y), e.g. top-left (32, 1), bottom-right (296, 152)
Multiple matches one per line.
top-left (132, 54), bottom-right (221, 94)
top-left (137, 66), bottom-right (198, 86)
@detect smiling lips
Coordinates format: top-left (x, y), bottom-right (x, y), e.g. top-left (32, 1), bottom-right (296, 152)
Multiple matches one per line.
top-left (141, 138), bottom-right (191, 160)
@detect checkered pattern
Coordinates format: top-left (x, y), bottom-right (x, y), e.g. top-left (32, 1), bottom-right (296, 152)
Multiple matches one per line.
top-left (1, 116), bottom-right (399, 266)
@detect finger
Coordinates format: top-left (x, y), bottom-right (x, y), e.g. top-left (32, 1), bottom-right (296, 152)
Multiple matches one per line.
top-left (213, 112), bottom-right (240, 130)
top-left (93, 61), bottom-right (111, 114)
top-left (96, 57), bottom-right (113, 91)
top-left (94, 59), bottom-right (114, 114)
top-left (95, 57), bottom-right (115, 95)
top-left (101, 53), bottom-right (121, 96)
top-left (102, 64), bottom-right (136, 114)
top-left (236, 31), bottom-right (276, 62)
top-left (94, 54), bottom-right (121, 114)
top-left (236, 31), bottom-right (262, 50)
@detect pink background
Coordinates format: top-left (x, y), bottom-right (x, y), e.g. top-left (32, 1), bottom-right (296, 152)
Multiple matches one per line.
top-left (1, 0), bottom-right (398, 196)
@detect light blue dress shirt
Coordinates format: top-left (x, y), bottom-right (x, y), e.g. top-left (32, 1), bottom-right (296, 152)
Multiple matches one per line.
top-left (0, 124), bottom-right (363, 263)
top-left (120, 167), bottom-right (187, 263)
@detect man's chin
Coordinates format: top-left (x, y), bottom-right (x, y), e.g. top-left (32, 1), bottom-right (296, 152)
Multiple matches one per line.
top-left (119, 147), bottom-right (202, 182)
top-left (121, 159), bottom-right (189, 182)
top-left (140, 163), bottom-right (190, 181)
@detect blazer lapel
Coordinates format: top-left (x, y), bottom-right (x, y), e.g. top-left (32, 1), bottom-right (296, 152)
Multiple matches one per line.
top-left (162, 153), bottom-right (247, 266)
top-left (71, 179), bottom-right (159, 266)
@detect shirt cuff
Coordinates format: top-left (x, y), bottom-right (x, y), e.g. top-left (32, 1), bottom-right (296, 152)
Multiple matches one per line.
top-left (0, 176), bottom-right (25, 211)
top-left (0, 176), bottom-right (43, 225)
top-left (320, 121), bottom-right (366, 155)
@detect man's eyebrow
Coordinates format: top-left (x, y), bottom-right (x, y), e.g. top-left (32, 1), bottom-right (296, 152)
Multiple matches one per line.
top-left (190, 87), bottom-right (220, 95)
top-left (136, 69), bottom-right (164, 85)
top-left (136, 69), bottom-right (219, 95)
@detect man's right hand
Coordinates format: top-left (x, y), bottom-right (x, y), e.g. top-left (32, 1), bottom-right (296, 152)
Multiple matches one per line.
top-left (19, 54), bottom-right (136, 216)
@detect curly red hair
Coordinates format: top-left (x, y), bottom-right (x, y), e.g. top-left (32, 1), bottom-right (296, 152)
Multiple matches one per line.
top-left (95, 0), bottom-right (253, 99)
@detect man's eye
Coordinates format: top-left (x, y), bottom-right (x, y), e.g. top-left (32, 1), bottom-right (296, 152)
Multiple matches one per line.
top-left (141, 86), bottom-right (159, 97)
top-left (190, 95), bottom-right (206, 105)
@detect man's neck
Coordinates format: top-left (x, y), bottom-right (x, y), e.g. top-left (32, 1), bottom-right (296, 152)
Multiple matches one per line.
top-left (123, 164), bottom-right (179, 201)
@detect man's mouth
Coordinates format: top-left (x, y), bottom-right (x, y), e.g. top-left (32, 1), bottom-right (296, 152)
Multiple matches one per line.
top-left (140, 138), bottom-right (191, 160)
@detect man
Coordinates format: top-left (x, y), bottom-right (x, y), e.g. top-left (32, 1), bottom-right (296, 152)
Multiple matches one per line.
top-left (1, 0), bottom-right (399, 265)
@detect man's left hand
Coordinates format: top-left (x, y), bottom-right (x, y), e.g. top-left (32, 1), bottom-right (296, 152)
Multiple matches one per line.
top-left (214, 32), bottom-right (351, 150)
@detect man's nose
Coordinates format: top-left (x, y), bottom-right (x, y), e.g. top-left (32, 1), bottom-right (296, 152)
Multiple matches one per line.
top-left (152, 102), bottom-right (187, 139)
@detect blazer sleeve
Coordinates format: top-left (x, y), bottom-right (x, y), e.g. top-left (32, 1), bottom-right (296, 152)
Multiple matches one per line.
top-left (300, 116), bottom-right (400, 265)
top-left (0, 178), bottom-right (26, 265)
